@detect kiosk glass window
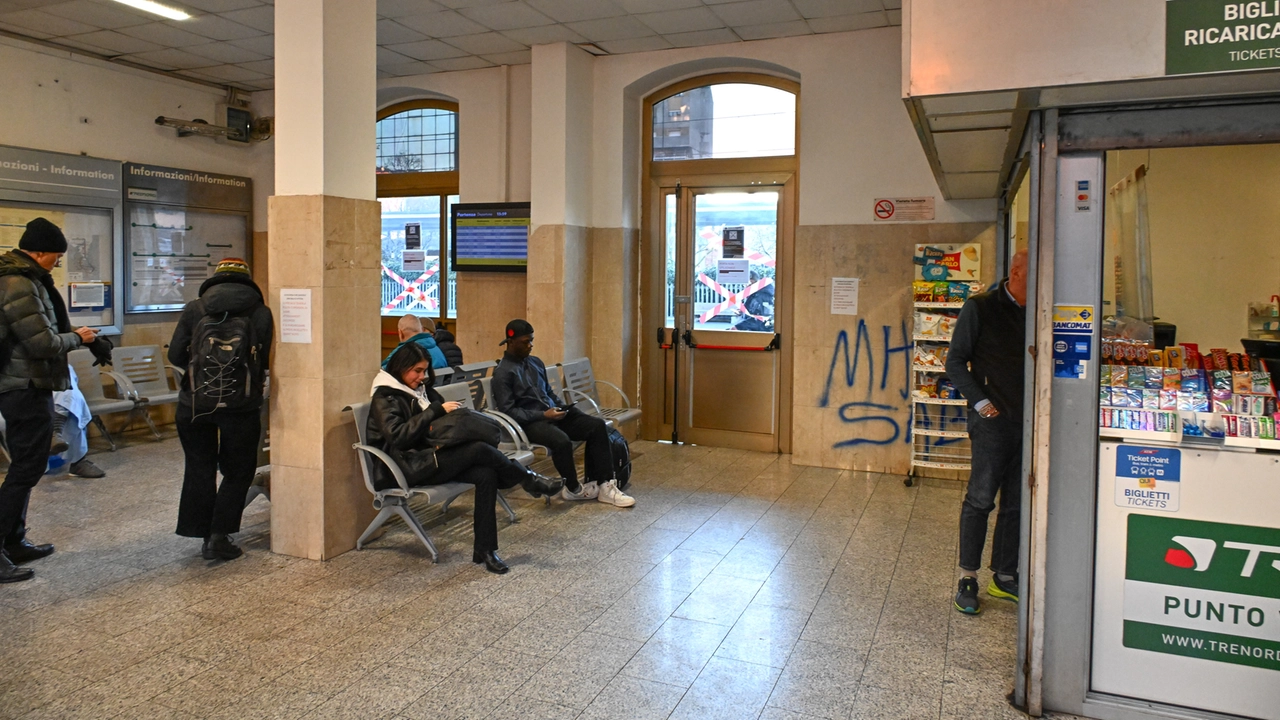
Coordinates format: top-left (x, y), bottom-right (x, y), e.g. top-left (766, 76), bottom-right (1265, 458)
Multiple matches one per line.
top-left (651, 83), bottom-right (796, 161)
top-left (0, 203), bottom-right (115, 327)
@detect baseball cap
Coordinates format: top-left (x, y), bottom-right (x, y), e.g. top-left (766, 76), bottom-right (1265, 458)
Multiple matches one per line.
top-left (499, 319), bottom-right (534, 345)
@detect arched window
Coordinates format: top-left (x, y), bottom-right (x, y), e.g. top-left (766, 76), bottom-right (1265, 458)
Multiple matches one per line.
top-left (376, 100), bottom-right (459, 320)
top-left (651, 82), bottom-right (796, 161)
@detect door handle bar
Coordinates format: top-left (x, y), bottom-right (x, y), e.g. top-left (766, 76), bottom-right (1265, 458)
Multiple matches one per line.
top-left (682, 332), bottom-right (781, 351)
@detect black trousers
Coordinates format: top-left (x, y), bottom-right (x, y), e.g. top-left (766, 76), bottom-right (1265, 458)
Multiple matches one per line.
top-left (175, 406), bottom-right (260, 538)
top-left (430, 441), bottom-right (529, 553)
top-left (521, 406), bottom-right (612, 489)
top-left (0, 388), bottom-right (54, 545)
top-left (959, 410), bottom-right (1023, 575)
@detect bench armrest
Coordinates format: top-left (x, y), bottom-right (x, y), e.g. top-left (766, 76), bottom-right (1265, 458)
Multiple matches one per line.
top-left (480, 409), bottom-right (533, 451)
top-left (352, 443), bottom-right (412, 493)
top-left (563, 388), bottom-right (604, 417)
top-left (593, 380), bottom-right (632, 408)
top-left (102, 370), bottom-right (142, 401)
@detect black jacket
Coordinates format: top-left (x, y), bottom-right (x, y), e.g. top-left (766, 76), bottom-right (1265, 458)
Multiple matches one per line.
top-left (945, 280), bottom-right (1027, 422)
top-left (367, 383), bottom-right (448, 490)
top-left (168, 273), bottom-right (274, 408)
top-left (434, 328), bottom-right (464, 367)
top-left (492, 353), bottom-right (560, 426)
top-left (0, 250), bottom-right (82, 393)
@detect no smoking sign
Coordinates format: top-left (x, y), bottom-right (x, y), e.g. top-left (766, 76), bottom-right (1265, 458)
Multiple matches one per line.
top-left (873, 196), bottom-right (935, 222)
top-left (874, 200), bottom-right (895, 219)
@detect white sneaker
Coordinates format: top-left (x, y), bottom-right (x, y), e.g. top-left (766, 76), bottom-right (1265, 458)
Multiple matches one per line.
top-left (597, 479), bottom-right (635, 508)
top-left (561, 481), bottom-right (599, 501)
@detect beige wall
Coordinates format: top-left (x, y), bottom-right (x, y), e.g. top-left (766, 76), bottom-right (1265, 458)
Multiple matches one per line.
top-left (1105, 145), bottom-right (1280, 350)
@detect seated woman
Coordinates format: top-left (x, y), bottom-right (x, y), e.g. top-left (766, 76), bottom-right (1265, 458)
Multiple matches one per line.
top-left (367, 343), bottom-right (562, 574)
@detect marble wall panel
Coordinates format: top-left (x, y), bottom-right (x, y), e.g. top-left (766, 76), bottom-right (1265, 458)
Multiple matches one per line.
top-left (456, 273), bottom-right (527, 364)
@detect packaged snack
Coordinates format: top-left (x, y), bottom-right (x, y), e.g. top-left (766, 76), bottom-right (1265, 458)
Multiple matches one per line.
top-left (1212, 391), bottom-right (1233, 414)
top-left (934, 281), bottom-right (952, 303)
top-left (1177, 392), bottom-right (1196, 412)
top-left (913, 281), bottom-right (934, 303)
top-left (938, 379), bottom-right (957, 399)
top-left (1181, 369), bottom-right (1206, 393)
top-left (913, 345), bottom-right (946, 368)
top-left (1252, 371), bottom-right (1275, 395)
top-left (1100, 387), bottom-right (1112, 407)
top-left (1126, 370), bottom-right (1146, 390)
top-left (1148, 349), bottom-right (1165, 367)
top-left (1165, 346), bottom-right (1184, 369)
top-left (1191, 391), bottom-right (1210, 412)
top-left (916, 376), bottom-right (938, 397)
top-left (1142, 389), bottom-right (1160, 410)
top-left (915, 312), bottom-right (943, 337)
top-left (1111, 366), bottom-right (1129, 388)
top-left (1159, 390), bottom-right (1178, 411)
top-left (1163, 368), bottom-right (1181, 391)
top-left (1226, 414), bottom-right (1239, 437)
top-left (1100, 365), bottom-right (1112, 386)
top-left (1101, 339), bottom-right (1114, 363)
top-left (1212, 370), bottom-right (1233, 392)
top-left (1135, 344), bottom-right (1150, 365)
top-left (937, 315), bottom-right (958, 338)
top-left (1211, 348), bottom-right (1230, 371)
top-left (1120, 388), bottom-right (1143, 408)
top-left (1233, 371), bottom-right (1253, 395)
top-left (1144, 367), bottom-right (1164, 389)
top-left (947, 283), bottom-right (969, 303)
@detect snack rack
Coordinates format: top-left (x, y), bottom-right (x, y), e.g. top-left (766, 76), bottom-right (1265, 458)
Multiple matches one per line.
top-left (908, 299), bottom-right (971, 486)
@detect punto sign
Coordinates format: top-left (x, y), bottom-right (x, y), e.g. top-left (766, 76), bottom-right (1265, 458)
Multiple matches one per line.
top-left (1167, 0), bottom-right (1280, 74)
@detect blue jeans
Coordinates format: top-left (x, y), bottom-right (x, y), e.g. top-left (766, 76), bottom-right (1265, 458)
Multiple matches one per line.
top-left (959, 410), bottom-right (1022, 575)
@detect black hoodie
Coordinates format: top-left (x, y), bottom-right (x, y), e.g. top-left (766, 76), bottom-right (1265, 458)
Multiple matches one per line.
top-left (433, 327), bottom-right (464, 367)
top-left (168, 272), bottom-right (274, 409)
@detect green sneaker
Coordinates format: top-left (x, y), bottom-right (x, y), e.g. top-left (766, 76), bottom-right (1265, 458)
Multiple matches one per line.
top-left (954, 576), bottom-right (981, 615)
top-left (988, 574), bottom-right (1019, 602)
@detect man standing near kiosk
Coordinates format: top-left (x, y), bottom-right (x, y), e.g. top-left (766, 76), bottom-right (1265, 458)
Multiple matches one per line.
top-left (946, 249), bottom-right (1028, 615)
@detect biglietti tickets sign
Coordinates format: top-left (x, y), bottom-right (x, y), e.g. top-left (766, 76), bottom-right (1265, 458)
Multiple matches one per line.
top-left (1167, 0), bottom-right (1280, 74)
top-left (1125, 514), bottom-right (1280, 671)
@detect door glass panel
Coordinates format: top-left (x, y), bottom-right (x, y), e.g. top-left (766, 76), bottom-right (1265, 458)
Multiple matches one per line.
top-left (651, 84), bottom-right (796, 161)
top-left (692, 191), bottom-right (778, 332)
top-left (665, 192), bottom-right (677, 328)
top-left (379, 195), bottom-right (441, 317)
top-left (445, 194), bottom-right (459, 319)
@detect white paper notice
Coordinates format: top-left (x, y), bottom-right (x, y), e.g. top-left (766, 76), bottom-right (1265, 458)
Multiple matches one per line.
top-left (717, 258), bottom-right (749, 284)
top-left (402, 250), bottom-right (425, 273)
top-left (280, 288), bottom-right (312, 344)
top-left (69, 283), bottom-right (106, 308)
top-left (831, 278), bottom-right (859, 315)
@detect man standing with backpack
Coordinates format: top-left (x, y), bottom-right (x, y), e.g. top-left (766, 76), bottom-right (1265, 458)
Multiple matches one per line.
top-left (168, 258), bottom-right (272, 561)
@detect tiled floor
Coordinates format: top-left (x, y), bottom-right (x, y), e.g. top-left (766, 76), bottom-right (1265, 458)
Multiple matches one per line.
top-left (1, 433), bottom-right (1076, 720)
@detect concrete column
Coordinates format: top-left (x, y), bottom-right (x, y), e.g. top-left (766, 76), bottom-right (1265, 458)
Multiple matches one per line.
top-left (268, 0), bottom-right (380, 559)
top-left (528, 43), bottom-right (594, 363)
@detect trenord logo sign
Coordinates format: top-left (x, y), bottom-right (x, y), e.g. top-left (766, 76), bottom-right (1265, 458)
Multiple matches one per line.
top-left (1124, 515), bottom-right (1280, 671)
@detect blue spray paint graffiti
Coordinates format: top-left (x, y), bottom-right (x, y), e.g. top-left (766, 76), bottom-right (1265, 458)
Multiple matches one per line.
top-left (819, 320), bottom-right (967, 451)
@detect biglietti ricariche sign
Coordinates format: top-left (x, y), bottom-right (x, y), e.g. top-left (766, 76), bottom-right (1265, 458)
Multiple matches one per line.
top-left (1124, 514), bottom-right (1280, 671)
top-left (1168, 0), bottom-right (1280, 74)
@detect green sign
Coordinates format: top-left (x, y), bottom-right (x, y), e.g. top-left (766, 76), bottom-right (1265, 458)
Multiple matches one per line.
top-left (1167, 0), bottom-right (1280, 75)
top-left (1124, 515), bottom-right (1280, 671)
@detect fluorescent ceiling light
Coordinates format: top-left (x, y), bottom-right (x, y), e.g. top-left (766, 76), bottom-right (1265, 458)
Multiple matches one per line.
top-left (111, 0), bottom-right (192, 21)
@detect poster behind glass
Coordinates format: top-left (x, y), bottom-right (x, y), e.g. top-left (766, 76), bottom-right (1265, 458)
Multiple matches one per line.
top-left (0, 202), bottom-right (115, 327)
top-left (127, 205), bottom-right (247, 312)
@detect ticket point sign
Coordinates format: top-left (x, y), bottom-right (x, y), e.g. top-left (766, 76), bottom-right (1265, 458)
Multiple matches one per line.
top-left (1116, 445), bottom-right (1181, 512)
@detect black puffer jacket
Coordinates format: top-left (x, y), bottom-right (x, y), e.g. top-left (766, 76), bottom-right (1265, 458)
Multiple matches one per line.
top-left (0, 250), bottom-right (82, 393)
top-left (367, 382), bottom-right (448, 490)
top-left (434, 328), bottom-right (464, 367)
top-left (168, 273), bottom-right (274, 409)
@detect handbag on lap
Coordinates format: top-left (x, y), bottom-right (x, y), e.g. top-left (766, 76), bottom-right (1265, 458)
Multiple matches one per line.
top-left (427, 408), bottom-right (503, 449)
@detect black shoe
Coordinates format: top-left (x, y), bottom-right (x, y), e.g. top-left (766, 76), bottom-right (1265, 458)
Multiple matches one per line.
top-left (69, 459), bottom-right (106, 478)
top-left (201, 534), bottom-right (243, 561)
top-left (0, 552), bottom-right (35, 583)
top-left (50, 433), bottom-right (69, 455)
top-left (955, 576), bottom-right (981, 615)
top-left (988, 574), bottom-right (1020, 603)
top-left (521, 471), bottom-right (564, 499)
top-left (473, 550), bottom-right (509, 575)
top-left (3, 539), bottom-right (54, 564)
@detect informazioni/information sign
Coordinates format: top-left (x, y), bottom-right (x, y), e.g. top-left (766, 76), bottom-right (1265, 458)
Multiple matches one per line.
top-left (1167, 0), bottom-right (1280, 75)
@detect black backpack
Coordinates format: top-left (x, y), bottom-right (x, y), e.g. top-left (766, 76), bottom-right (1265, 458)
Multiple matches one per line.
top-left (188, 309), bottom-right (263, 413)
top-left (608, 428), bottom-right (632, 490)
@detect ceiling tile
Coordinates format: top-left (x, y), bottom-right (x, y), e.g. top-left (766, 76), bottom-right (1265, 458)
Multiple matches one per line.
top-left (377, 18), bottom-right (427, 44)
top-left (500, 23), bottom-right (585, 45)
top-left (944, 172), bottom-right (1001, 199)
top-left (0, 0), bottom-right (69, 11)
top-left (378, 0), bottom-right (446, 17)
top-left (0, 19), bottom-right (52, 37)
top-left (663, 27), bottom-right (737, 47)
top-left (376, 45), bottom-right (415, 65)
top-left (226, 33), bottom-right (273, 54)
top-left (180, 0), bottom-right (261, 11)
top-left (710, 0), bottom-right (799, 26)
top-left (807, 11), bottom-right (886, 33)
top-left (126, 52), bottom-right (178, 69)
top-left (246, 77), bottom-right (272, 90)
top-left (566, 14), bottom-right (653, 41)
top-left (636, 6), bottom-right (721, 35)
top-left (443, 30), bottom-right (524, 54)
top-left (921, 91), bottom-right (1018, 116)
top-left (64, 28), bottom-right (162, 53)
top-left (220, 6), bottom-right (273, 32)
top-left (53, 35), bottom-right (113, 54)
top-left (793, 0), bottom-right (882, 19)
top-left (395, 10), bottom-right (488, 38)
top-left (734, 19), bottom-right (810, 41)
top-left (0, 9), bottom-right (97, 35)
top-left (886, 8), bottom-right (900, 24)
top-left (195, 62), bottom-right (269, 81)
top-left (170, 14), bottom-right (264, 41)
top-left (526, 0), bottom-right (625, 23)
top-left (379, 59), bottom-right (440, 76)
top-left (933, 129), bottom-right (1009, 173)
top-left (41, 0), bottom-right (150, 29)
top-left (118, 21), bottom-right (212, 46)
top-left (385, 38), bottom-right (467, 60)
top-left (595, 34), bottom-right (671, 53)
top-left (185, 40), bottom-right (268, 63)
top-left (459, 1), bottom-right (553, 31)
top-left (236, 57), bottom-right (272, 74)
top-left (615, 0), bottom-right (700, 11)
top-left (126, 47), bottom-right (221, 69)
top-left (480, 48), bottom-right (530, 65)
top-left (430, 55), bottom-right (494, 71)
top-left (174, 69), bottom-right (220, 83)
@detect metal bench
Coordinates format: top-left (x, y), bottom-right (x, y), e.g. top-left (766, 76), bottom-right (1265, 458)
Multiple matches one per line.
top-left (345, 401), bottom-right (517, 561)
top-left (67, 348), bottom-right (151, 450)
top-left (107, 344), bottom-right (181, 439)
top-left (557, 357), bottom-right (641, 429)
top-left (437, 380), bottom-right (536, 469)
top-left (451, 360), bottom-right (497, 384)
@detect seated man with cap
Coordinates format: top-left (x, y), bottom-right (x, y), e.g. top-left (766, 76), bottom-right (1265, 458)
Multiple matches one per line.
top-left (491, 319), bottom-right (635, 507)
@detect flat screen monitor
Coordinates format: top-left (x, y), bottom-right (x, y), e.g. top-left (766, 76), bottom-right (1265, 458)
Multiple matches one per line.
top-left (450, 202), bottom-right (529, 273)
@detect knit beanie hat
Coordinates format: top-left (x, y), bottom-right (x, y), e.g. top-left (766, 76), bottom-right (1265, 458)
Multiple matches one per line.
top-left (18, 217), bottom-right (68, 253)
top-left (215, 257), bottom-right (250, 276)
